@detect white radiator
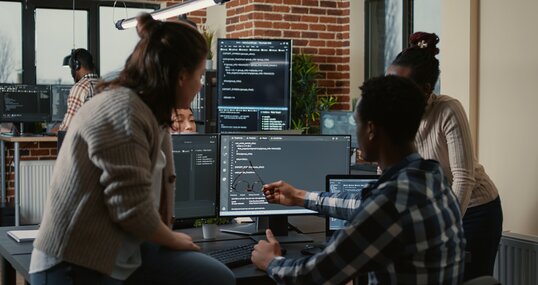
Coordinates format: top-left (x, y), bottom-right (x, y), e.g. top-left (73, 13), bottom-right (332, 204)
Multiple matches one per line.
top-left (494, 232), bottom-right (538, 285)
top-left (19, 160), bottom-right (55, 225)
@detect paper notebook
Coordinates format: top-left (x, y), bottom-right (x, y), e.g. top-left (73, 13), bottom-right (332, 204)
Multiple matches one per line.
top-left (7, 229), bottom-right (38, 243)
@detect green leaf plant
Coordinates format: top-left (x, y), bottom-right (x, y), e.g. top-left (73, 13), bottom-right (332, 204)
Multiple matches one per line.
top-left (291, 54), bottom-right (338, 134)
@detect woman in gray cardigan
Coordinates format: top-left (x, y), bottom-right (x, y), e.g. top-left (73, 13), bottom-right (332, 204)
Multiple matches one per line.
top-left (30, 14), bottom-right (235, 285)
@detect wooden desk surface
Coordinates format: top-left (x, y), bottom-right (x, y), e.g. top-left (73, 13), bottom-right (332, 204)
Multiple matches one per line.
top-left (0, 135), bottom-right (57, 143)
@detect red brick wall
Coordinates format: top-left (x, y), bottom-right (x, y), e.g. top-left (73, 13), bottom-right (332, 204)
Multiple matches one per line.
top-left (225, 0), bottom-right (351, 110)
top-left (3, 142), bottom-right (56, 203)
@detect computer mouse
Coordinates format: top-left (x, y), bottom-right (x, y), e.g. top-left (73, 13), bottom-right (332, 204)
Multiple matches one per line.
top-left (301, 244), bottom-right (325, 256)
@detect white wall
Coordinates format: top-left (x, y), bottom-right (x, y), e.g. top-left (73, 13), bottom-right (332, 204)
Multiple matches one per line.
top-left (478, 0), bottom-right (538, 236)
top-left (440, 1), bottom-right (479, 146)
top-left (443, 0), bottom-right (538, 236)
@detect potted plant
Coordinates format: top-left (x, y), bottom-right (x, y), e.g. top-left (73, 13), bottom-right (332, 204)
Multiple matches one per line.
top-left (200, 25), bottom-right (214, 70)
top-left (291, 54), bottom-right (337, 134)
top-left (193, 217), bottom-right (230, 239)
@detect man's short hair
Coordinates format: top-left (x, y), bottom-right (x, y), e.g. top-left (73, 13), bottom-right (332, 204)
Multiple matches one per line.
top-left (357, 75), bottom-right (426, 145)
top-left (72, 48), bottom-right (95, 71)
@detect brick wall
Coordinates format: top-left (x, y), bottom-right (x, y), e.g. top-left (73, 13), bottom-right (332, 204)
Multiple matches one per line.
top-left (225, 0), bottom-right (351, 110)
top-left (3, 142), bottom-right (56, 203)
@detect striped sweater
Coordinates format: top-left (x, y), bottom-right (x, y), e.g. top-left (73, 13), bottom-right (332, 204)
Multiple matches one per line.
top-left (415, 94), bottom-right (499, 214)
top-left (33, 87), bottom-right (176, 275)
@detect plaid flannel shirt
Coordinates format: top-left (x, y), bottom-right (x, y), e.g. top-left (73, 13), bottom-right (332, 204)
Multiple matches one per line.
top-left (267, 153), bottom-right (465, 285)
top-left (59, 73), bottom-right (99, 131)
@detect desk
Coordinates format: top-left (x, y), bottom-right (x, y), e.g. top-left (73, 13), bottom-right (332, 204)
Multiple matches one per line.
top-left (0, 216), bottom-right (326, 285)
top-left (0, 135), bottom-right (57, 226)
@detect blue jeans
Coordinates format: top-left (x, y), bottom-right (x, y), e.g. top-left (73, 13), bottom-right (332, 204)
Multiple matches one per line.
top-left (125, 242), bottom-right (235, 285)
top-left (462, 196), bottom-right (503, 280)
top-left (31, 243), bottom-right (235, 285)
top-left (30, 262), bottom-right (122, 285)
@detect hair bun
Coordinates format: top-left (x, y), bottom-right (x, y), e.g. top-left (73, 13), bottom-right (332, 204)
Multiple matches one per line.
top-left (136, 13), bottom-right (163, 39)
top-left (409, 32), bottom-right (439, 55)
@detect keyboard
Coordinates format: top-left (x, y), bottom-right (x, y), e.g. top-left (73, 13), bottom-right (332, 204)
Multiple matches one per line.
top-left (205, 241), bottom-right (256, 268)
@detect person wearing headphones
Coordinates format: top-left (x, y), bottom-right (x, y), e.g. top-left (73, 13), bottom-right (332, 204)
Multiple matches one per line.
top-left (58, 48), bottom-right (100, 131)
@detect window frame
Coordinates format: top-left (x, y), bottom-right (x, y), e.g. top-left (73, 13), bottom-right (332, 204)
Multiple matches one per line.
top-left (0, 0), bottom-right (159, 84)
top-left (364, 0), bottom-right (414, 80)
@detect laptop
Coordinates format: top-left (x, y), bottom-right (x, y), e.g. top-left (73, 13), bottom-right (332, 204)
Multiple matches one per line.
top-left (325, 174), bottom-right (379, 237)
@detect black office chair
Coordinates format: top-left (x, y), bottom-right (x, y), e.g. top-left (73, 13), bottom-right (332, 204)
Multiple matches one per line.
top-left (461, 276), bottom-right (501, 285)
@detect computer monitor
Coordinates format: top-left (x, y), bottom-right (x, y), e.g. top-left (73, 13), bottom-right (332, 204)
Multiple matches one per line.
top-left (325, 174), bottom-right (379, 236)
top-left (172, 134), bottom-right (219, 220)
top-left (50, 85), bottom-right (72, 122)
top-left (217, 39), bottom-right (291, 133)
top-left (219, 134), bottom-right (351, 241)
top-left (0, 84), bottom-right (51, 122)
top-left (320, 111), bottom-right (358, 148)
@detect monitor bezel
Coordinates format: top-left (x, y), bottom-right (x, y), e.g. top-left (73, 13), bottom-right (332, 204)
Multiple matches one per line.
top-left (320, 110), bottom-right (358, 148)
top-left (170, 133), bottom-right (220, 221)
top-left (218, 134), bottom-right (352, 218)
top-left (0, 83), bottom-right (52, 123)
top-left (325, 174), bottom-right (380, 237)
top-left (216, 38), bottom-right (293, 133)
top-left (50, 84), bottom-right (73, 122)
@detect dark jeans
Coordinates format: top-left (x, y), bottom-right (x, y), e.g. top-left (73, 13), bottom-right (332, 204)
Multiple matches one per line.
top-left (31, 243), bottom-right (235, 285)
top-left (125, 242), bottom-right (235, 285)
top-left (462, 196), bottom-right (503, 281)
top-left (30, 262), bottom-right (122, 285)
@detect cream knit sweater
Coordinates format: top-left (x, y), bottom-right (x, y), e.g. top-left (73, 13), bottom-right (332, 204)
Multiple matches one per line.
top-left (34, 87), bottom-right (176, 275)
top-left (415, 94), bottom-right (498, 214)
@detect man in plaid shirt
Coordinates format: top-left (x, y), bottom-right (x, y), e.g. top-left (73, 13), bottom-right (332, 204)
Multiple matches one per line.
top-left (254, 75), bottom-right (466, 285)
top-left (59, 48), bottom-right (99, 131)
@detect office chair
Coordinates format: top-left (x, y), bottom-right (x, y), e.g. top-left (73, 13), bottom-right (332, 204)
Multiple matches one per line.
top-left (461, 276), bottom-right (501, 285)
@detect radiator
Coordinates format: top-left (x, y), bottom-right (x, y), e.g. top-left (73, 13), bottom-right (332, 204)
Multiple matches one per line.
top-left (19, 160), bottom-right (55, 225)
top-left (494, 232), bottom-right (538, 285)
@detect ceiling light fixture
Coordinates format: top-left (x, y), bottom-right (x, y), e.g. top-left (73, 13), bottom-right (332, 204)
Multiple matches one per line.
top-left (115, 0), bottom-right (230, 30)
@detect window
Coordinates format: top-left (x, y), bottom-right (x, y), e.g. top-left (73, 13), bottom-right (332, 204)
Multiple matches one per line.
top-left (365, 0), bottom-right (409, 79)
top-left (6, 0), bottom-right (158, 84)
top-left (0, 1), bottom-right (22, 83)
top-left (35, 8), bottom-right (88, 84)
top-left (99, 6), bottom-right (154, 79)
top-left (365, 0), bottom-right (442, 92)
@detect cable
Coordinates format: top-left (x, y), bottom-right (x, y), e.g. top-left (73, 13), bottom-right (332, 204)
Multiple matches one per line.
top-left (112, 1), bottom-right (129, 26)
top-left (72, 0), bottom-right (75, 50)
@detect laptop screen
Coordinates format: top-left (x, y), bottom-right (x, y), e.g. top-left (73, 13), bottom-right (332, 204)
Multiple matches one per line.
top-left (326, 175), bottom-right (379, 234)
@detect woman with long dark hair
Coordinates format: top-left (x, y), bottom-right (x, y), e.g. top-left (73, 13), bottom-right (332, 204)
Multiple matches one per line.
top-left (30, 14), bottom-right (234, 285)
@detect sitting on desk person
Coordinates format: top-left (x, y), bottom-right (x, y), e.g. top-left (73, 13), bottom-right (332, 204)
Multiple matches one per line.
top-left (252, 75), bottom-right (466, 285)
top-left (170, 108), bottom-right (196, 134)
top-left (30, 14), bottom-right (234, 285)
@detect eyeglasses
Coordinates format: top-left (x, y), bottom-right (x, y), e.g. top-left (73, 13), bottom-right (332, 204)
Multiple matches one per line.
top-left (231, 159), bottom-right (265, 193)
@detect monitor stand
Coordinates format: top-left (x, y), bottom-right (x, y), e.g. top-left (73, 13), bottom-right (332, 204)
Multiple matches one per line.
top-left (220, 216), bottom-right (313, 244)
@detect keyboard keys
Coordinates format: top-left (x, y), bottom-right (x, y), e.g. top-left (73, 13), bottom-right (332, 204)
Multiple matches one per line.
top-left (205, 242), bottom-right (255, 268)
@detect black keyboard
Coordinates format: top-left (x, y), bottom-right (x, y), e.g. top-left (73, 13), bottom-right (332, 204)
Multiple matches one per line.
top-left (205, 241), bottom-right (256, 268)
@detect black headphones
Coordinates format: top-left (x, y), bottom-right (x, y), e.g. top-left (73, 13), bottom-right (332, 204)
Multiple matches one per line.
top-left (69, 49), bottom-right (81, 71)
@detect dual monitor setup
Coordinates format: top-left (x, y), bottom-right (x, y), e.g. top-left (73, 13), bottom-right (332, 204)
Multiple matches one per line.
top-left (0, 84), bottom-right (70, 134)
top-left (173, 133), bottom-right (357, 241)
